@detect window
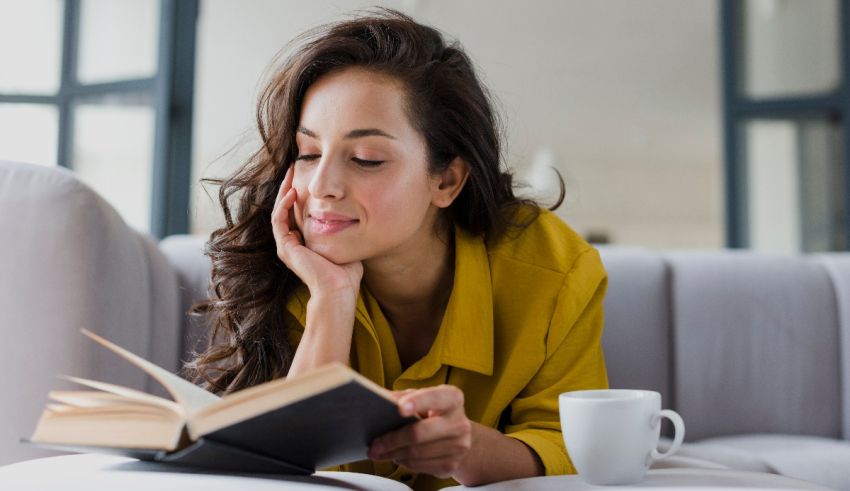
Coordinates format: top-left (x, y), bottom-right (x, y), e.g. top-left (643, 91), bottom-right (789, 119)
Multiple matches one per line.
top-left (0, 0), bottom-right (198, 237)
top-left (722, 0), bottom-right (849, 252)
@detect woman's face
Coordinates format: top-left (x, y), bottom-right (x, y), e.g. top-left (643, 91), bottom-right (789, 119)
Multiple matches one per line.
top-left (291, 67), bottom-right (440, 265)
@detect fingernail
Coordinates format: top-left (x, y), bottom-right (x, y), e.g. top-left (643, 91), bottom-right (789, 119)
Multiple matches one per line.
top-left (402, 402), bottom-right (415, 415)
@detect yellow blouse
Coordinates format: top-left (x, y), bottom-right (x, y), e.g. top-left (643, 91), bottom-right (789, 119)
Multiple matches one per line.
top-left (284, 208), bottom-right (609, 490)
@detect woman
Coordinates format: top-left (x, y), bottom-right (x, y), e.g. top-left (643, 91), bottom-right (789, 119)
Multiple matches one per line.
top-left (189, 9), bottom-right (608, 490)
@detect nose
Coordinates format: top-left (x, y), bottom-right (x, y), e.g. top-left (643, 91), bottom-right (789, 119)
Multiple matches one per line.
top-left (307, 155), bottom-right (345, 200)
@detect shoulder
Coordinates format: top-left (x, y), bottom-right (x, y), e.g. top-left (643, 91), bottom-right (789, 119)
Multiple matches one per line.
top-left (483, 206), bottom-right (608, 365)
top-left (487, 206), bottom-right (604, 279)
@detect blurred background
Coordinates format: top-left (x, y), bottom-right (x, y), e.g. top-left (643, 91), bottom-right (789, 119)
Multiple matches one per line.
top-left (0, 0), bottom-right (844, 253)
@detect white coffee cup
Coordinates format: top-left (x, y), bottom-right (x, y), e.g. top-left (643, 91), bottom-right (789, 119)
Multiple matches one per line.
top-left (559, 389), bottom-right (685, 485)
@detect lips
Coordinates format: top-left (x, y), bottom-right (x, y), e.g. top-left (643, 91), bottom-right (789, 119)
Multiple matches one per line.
top-left (307, 212), bottom-right (358, 235)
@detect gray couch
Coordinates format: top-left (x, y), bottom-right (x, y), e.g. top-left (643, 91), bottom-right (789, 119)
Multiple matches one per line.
top-left (601, 248), bottom-right (850, 489)
top-left (2, 160), bottom-right (849, 489)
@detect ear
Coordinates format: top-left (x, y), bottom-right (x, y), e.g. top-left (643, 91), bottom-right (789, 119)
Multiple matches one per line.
top-left (431, 157), bottom-right (470, 208)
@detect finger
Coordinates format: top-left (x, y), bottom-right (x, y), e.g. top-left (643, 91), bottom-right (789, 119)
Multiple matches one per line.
top-left (283, 163), bottom-right (294, 187)
top-left (273, 166), bottom-right (293, 209)
top-left (398, 385), bottom-right (465, 418)
top-left (271, 175), bottom-right (294, 226)
top-left (274, 230), bottom-right (303, 266)
top-left (373, 434), bottom-right (470, 462)
top-left (389, 389), bottom-right (417, 401)
top-left (393, 455), bottom-right (464, 480)
top-left (272, 188), bottom-right (298, 234)
top-left (272, 189), bottom-right (306, 270)
top-left (370, 415), bottom-right (465, 457)
top-left (289, 229), bottom-right (304, 245)
top-left (287, 189), bottom-right (299, 234)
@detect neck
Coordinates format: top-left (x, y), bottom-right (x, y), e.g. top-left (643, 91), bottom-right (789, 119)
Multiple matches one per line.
top-left (362, 219), bottom-right (455, 325)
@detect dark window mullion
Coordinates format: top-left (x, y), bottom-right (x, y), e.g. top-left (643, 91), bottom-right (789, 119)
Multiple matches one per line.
top-left (69, 78), bottom-right (157, 97)
top-left (721, 0), bottom-right (744, 246)
top-left (0, 94), bottom-right (58, 104)
top-left (840, 0), bottom-right (850, 253)
top-left (732, 94), bottom-right (843, 118)
top-left (56, 0), bottom-right (80, 169)
top-left (151, 0), bottom-right (198, 238)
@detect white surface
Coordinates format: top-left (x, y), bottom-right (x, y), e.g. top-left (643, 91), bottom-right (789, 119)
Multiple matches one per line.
top-left (0, 448), bottom-right (829, 491)
top-left (445, 468), bottom-right (829, 490)
top-left (0, 454), bottom-right (410, 491)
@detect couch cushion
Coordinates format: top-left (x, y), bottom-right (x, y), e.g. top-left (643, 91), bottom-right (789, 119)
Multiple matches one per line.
top-left (597, 247), bottom-right (672, 405)
top-left (666, 251), bottom-right (841, 441)
top-left (690, 434), bottom-right (850, 490)
top-left (658, 436), bottom-right (775, 473)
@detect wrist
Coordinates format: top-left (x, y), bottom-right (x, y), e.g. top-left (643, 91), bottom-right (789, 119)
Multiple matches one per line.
top-left (308, 288), bottom-right (358, 313)
top-left (305, 289), bottom-right (358, 332)
top-left (452, 421), bottom-right (483, 485)
top-left (289, 289), bottom-right (357, 376)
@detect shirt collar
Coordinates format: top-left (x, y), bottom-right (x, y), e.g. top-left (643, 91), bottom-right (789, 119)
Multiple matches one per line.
top-left (400, 224), bottom-right (495, 380)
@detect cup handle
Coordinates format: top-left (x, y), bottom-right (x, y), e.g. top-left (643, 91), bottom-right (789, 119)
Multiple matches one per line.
top-left (650, 409), bottom-right (685, 461)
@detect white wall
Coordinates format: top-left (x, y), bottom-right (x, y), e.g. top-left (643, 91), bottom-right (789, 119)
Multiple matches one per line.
top-left (191, 0), bottom-right (724, 248)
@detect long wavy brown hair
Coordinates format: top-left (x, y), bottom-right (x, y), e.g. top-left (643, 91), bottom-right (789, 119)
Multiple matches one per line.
top-left (186, 8), bottom-right (564, 394)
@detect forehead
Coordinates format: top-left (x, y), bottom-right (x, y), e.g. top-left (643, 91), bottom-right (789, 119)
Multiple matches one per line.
top-left (298, 67), bottom-right (415, 137)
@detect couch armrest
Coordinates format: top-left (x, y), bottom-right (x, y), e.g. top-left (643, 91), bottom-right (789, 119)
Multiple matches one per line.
top-left (0, 161), bottom-right (181, 464)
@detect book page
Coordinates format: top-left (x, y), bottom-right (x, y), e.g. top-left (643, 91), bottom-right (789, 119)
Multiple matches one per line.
top-left (81, 329), bottom-right (219, 413)
top-left (59, 378), bottom-right (182, 414)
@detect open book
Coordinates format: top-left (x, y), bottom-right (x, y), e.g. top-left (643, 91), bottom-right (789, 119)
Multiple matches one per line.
top-left (28, 330), bottom-right (414, 474)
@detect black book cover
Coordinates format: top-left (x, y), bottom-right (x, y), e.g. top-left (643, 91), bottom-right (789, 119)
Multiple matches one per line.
top-left (203, 380), bottom-right (414, 470)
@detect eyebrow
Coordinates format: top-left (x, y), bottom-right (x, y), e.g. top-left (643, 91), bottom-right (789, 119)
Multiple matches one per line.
top-left (297, 126), bottom-right (396, 140)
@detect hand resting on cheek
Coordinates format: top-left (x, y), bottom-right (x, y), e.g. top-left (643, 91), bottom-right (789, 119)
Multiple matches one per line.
top-left (271, 165), bottom-right (364, 299)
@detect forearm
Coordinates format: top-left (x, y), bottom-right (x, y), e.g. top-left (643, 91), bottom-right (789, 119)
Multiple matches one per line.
top-left (453, 422), bottom-right (544, 486)
top-left (287, 292), bottom-right (357, 377)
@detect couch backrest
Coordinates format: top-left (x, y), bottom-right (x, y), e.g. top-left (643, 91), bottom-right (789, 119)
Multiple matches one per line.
top-left (597, 247), bottom-right (673, 406)
top-left (665, 251), bottom-right (842, 441)
top-left (158, 234), bottom-right (211, 363)
top-left (162, 238), bottom-right (850, 442)
top-left (599, 247), bottom-right (850, 441)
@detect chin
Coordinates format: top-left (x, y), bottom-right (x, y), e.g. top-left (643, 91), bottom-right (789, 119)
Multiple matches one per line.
top-left (306, 241), bottom-right (360, 265)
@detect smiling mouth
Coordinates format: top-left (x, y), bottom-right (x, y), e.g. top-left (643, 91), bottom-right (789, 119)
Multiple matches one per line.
top-left (307, 216), bottom-right (359, 235)
top-left (313, 218), bottom-right (355, 224)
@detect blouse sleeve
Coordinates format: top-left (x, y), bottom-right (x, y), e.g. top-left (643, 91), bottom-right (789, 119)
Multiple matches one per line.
top-left (503, 247), bottom-right (609, 475)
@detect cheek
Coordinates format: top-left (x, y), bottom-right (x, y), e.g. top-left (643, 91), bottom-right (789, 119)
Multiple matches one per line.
top-left (368, 178), bottom-right (432, 226)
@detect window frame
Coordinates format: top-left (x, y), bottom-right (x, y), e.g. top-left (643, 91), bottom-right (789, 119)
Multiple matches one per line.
top-left (721, 0), bottom-right (850, 249)
top-left (0, 0), bottom-right (198, 238)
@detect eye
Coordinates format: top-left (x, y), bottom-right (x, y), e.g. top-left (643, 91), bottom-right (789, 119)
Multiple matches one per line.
top-left (352, 157), bottom-right (385, 167)
top-left (295, 154), bottom-right (320, 163)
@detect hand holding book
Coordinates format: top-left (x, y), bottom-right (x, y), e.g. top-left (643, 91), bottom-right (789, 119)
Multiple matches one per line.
top-left (369, 384), bottom-right (473, 479)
